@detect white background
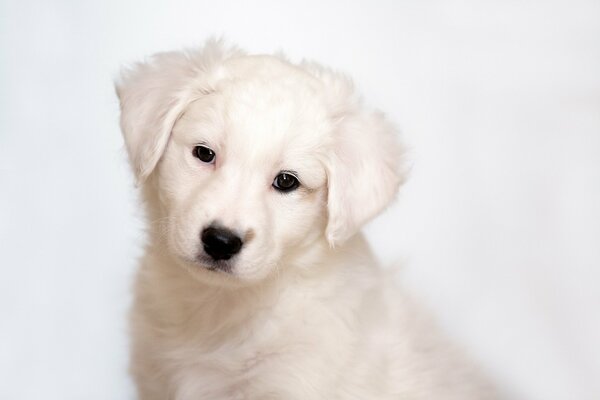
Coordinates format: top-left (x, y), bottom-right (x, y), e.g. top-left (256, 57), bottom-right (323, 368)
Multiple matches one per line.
top-left (1, 1), bottom-right (599, 399)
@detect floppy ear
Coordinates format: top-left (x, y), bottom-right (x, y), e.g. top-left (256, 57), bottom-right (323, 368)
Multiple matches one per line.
top-left (325, 109), bottom-right (405, 246)
top-left (115, 40), bottom-right (241, 182)
top-left (308, 67), bottom-right (406, 247)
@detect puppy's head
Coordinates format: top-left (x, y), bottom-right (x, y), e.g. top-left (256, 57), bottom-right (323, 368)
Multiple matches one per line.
top-left (116, 40), bottom-right (405, 285)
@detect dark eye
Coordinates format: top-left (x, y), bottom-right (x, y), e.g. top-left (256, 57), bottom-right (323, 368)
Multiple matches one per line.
top-left (273, 172), bottom-right (300, 192)
top-left (193, 145), bottom-right (216, 163)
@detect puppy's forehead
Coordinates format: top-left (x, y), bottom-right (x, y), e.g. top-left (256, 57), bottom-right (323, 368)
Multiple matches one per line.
top-left (221, 56), bottom-right (329, 139)
top-left (174, 55), bottom-right (332, 174)
top-left (215, 57), bottom-right (330, 162)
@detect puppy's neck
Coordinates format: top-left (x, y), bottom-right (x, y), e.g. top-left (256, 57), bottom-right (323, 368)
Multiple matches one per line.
top-left (135, 231), bottom-right (378, 345)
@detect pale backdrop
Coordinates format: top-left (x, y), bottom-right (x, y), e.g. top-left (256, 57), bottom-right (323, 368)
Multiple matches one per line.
top-left (1, 0), bottom-right (599, 399)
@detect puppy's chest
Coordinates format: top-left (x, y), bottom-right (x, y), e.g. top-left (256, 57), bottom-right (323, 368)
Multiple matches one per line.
top-left (166, 326), bottom-right (324, 399)
top-left (173, 327), bottom-right (288, 372)
top-left (158, 302), bottom-right (348, 399)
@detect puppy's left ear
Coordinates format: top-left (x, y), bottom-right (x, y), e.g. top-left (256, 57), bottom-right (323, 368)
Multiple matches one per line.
top-left (324, 97), bottom-right (406, 247)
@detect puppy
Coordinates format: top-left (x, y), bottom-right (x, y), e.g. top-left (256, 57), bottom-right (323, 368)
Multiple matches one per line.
top-left (116, 40), bottom-right (496, 399)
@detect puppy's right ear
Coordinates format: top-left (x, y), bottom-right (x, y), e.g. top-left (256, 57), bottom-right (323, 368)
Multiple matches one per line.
top-left (115, 41), bottom-right (241, 183)
top-left (115, 52), bottom-right (196, 183)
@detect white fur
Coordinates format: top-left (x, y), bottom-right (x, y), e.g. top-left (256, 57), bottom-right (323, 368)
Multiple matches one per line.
top-left (116, 39), bottom-right (497, 399)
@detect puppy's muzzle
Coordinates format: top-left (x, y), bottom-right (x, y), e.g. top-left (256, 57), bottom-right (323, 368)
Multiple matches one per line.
top-left (201, 226), bottom-right (243, 261)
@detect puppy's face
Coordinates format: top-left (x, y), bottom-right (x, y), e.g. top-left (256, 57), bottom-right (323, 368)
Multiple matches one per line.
top-left (157, 62), bottom-right (330, 283)
top-left (117, 44), bottom-right (404, 286)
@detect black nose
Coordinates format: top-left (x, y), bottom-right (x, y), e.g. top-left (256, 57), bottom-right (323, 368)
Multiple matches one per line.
top-left (201, 226), bottom-right (243, 261)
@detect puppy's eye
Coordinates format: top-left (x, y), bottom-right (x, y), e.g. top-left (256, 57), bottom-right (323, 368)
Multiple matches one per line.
top-left (193, 145), bottom-right (216, 163)
top-left (273, 172), bottom-right (300, 192)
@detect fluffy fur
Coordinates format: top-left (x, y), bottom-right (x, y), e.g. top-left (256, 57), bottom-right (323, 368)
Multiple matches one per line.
top-left (116, 39), bottom-right (496, 399)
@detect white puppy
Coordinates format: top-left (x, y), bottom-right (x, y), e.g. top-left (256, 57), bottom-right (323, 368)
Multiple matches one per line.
top-left (116, 40), bottom-right (497, 400)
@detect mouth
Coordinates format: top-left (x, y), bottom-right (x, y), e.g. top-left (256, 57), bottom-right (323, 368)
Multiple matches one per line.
top-left (194, 254), bottom-right (233, 274)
